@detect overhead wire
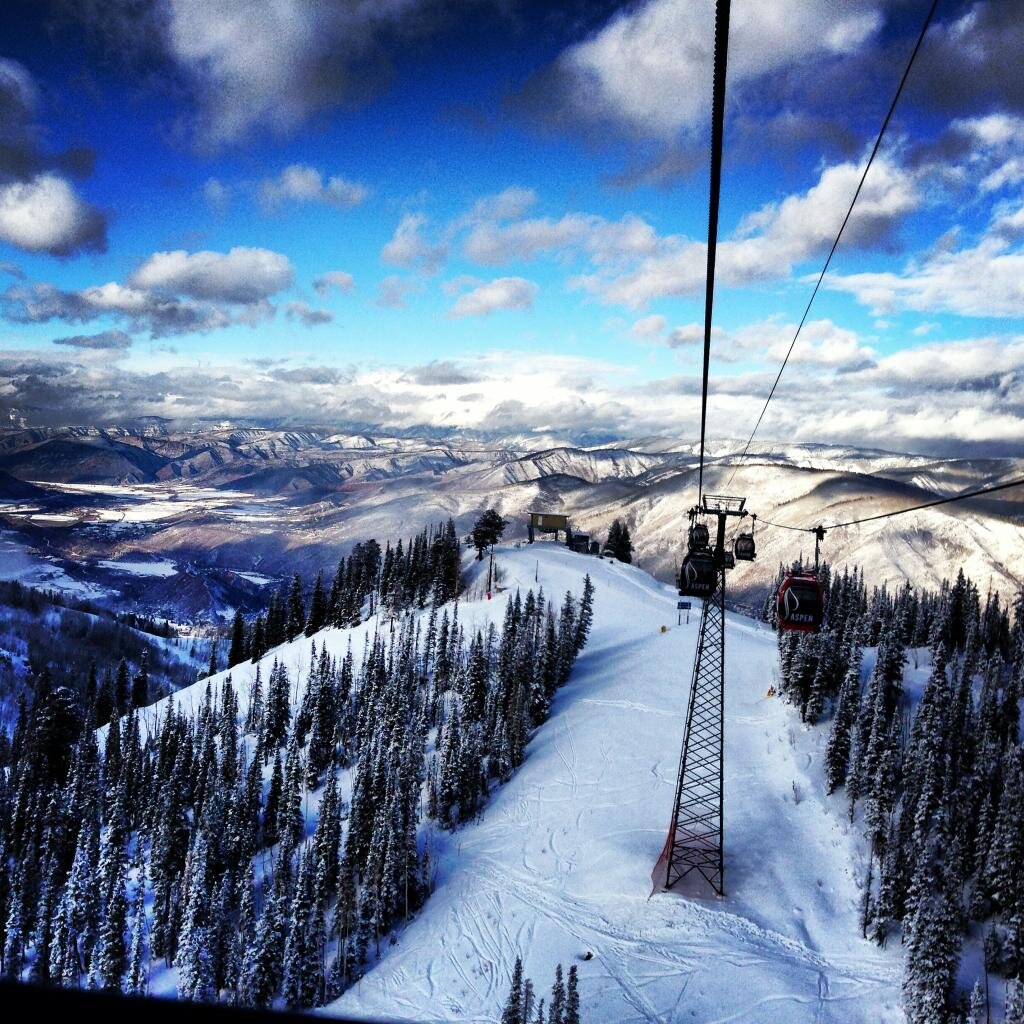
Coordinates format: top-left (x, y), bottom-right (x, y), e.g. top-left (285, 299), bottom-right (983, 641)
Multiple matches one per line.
top-left (723, 0), bottom-right (941, 491)
top-left (696, 0), bottom-right (732, 505)
top-left (756, 475), bottom-right (1024, 535)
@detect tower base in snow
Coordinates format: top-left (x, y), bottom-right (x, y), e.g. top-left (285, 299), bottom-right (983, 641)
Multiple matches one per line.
top-left (657, 492), bottom-right (747, 899)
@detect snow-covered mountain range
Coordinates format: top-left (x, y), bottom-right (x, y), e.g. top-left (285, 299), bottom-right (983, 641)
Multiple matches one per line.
top-left (0, 425), bottom-right (1020, 621)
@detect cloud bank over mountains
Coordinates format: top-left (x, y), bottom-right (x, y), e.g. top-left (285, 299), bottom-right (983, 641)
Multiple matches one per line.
top-left (3, 328), bottom-right (1022, 456)
top-left (0, 1), bottom-right (1021, 457)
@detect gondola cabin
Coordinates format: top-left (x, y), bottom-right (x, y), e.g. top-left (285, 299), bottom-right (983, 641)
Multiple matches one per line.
top-left (734, 532), bottom-right (756, 561)
top-left (688, 522), bottom-right (710, 550)
top-left (777, 572), bottom-right (825, 633)
top-left (679, 550), bottom-right (717, 598)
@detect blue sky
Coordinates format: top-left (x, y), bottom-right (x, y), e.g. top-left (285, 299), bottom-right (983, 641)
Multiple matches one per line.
top-left (0, 0), bottom-right (1022, 454)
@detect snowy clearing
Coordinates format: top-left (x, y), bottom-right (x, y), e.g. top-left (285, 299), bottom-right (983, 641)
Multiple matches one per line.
top-left (324, 546), bottom-right (902, 1023)
top-left (97, 559), bottom-right (179, 577)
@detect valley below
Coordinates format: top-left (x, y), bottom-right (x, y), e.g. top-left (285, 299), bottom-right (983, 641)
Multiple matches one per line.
top-left (0, 424), bottom-right (1020, 624)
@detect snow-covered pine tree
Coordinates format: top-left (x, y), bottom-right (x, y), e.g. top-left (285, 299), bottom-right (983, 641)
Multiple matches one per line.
top-left (228, 609), bottom-right (247, 667)
top-left (124, 875), bottom-right (148, 997)
top-left (501, 956), bottom-right (525, 1024)
top-left (825, 639), bottom-right (863, 793)
top-left (175, 831), bottom-right (216, 1002)
top-left (548, 962), bottom-right (566, 1024)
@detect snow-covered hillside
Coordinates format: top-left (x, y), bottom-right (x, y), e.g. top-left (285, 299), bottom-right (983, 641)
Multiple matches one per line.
top-left (322, 544), bottom-right (901, 1023)
top-left (138, 542), bottom-right (902, 1021)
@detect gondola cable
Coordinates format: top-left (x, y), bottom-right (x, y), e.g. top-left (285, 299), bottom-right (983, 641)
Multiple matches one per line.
top-left (695, 0), bottom-right (731, 506)
top-left (723, 0), bottom-right (941, 492)
top-left (757, 474), bottom-right (1024, 535)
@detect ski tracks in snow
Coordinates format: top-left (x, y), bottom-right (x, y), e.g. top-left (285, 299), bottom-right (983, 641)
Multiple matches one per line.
top-left (330, 546), bottom-right (903, 1024)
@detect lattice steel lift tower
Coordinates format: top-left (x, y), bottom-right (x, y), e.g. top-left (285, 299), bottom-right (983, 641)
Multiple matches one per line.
top-left (657, 494), bottom-right (747, 897)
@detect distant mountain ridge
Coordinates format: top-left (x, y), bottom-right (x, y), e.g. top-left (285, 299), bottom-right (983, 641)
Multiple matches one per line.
top-left (0, 425), bottom-right (1020, 620)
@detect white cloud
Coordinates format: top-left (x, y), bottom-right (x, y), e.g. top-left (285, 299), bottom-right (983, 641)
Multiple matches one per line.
top-left (159, 0), bottom-right (438, 147)
top-left (629, 314), bottom-right (667, 340)
top-left (12, 330), bottom-right (1023, 454)
top-left (550, 0), bottom-right (881, 138)
top-left (376, 274), bottom-right (417, 309)
top-left (285, 301), bottom-right (333, 326)
top-left (945, 113), bottom-right (1024, 194)
top-left (53, 329), bottom-right (133, 351)
top-left (314, 270), bottom-right (355, 296)
top-left (952, 112), bottom-right (1024, 150)
top-left (825, 228), bottom-right (1024, 318)
top-left (463, 186), bottom-right (538, 224)
top-left (202, 177), bottom-right (231, 213)
top-left (760, 319), bottom-right (875, 369)
top-left (130, 247), bottom-right (294, 303)
top-left (448, 277), bottom-right (537, 318)
top-left (857, 336), bottom-right (1024, 390)
top-left (994, 206), bottom-right (1024, 240)
top-left (666, 324), bottom-right (704, 348)
top-left (573, 156), bottom-right (918, 308)
top-left (464, 212), bottom-right (658, 266)
top-left (9, 327), bottom-right (1024, 454)
top-left (382, 213), bottom-right (447, 274)
top-left (2, 280), bottom-right (235, 336)
top-left (258, 164), bottom-right (368, 211)
top-left (0, 173), bottom-right (107, 256)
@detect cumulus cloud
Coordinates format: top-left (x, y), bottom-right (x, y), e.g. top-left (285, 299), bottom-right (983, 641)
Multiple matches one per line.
top-left (130, 246), bottom-right (293, 303)
top-left (0, 60), bottom-right (107, 257)
top-left (514, 0), bottom-right (882, 170)
top-left (626, 314), bottom-right (711, 351)
top-left (513, 0), bottom-right (1024, 186)
top-left (464, 211), bottom-right (658, 266)
top-left (258, 164), bottom-right (368, 211)
top-left (202, 177), bottom-right (231, 213)
top-left (629, 314), bottom-right (667, 340)
top-left (52, 329), bottom-right (133, 350)
top-left (825, 215), bottom-right (1024, 318)
top-left (0, 173), bottom-right (106, 257)
top-left (666, 325), bottom-right (704, 348)
top-left (381, 213), bottom-right (447, 274)
top-left (447, 276), bottom-right (537, 318)
top-left (760, 319), bottom-right (876, 371)
top-left (376, 274), bottom-right (416, 309)
top-left (521, 0), bottom-right (880, 141)
top-left (285, 301), bottom-right (333, 326)
top-left (2, 280), bottom-right (234, 337)
top-left (314, 270), bottom-right (355, 296)
top-left (1, 247), bottom-right (291, 337)
top-left (462, 186), bottom-right (538, 224)
top-left (70, 0), bottom-right (449, 149)
top-left (852, 336), bottom-right (1024, 392)
top-left (401, 360), bottom-right (482, 386)
top-left (2, 333), bottom-right (1022, 456)
top-left (573, 155), bottom-right (918, 307)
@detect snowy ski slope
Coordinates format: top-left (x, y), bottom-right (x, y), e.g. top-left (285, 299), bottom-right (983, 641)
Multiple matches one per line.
top-left (320, 543), bottom-right (903, 1024)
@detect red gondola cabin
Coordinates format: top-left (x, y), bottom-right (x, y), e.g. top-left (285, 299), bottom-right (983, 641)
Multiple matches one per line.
top-left (777, 572), bottom-right (825, 633)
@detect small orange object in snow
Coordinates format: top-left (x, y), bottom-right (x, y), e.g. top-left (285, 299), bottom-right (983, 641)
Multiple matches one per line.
top-left (766, 686), bottom-right (776, 698)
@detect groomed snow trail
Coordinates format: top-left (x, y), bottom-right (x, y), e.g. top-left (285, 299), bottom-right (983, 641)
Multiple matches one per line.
top-left (327, 544), bottom-right (903, 1024)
